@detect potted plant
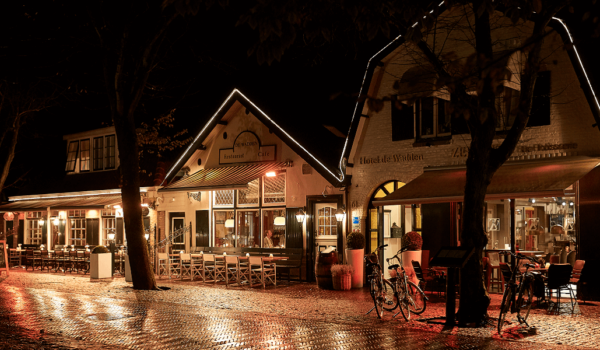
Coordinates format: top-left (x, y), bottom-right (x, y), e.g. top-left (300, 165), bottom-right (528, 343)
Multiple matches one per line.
top-left (331, 264), bottom-right (354, 290)
top-left (345, 231), bottom-right (365, 288)
top-left (401, 231), bottom-right (423, 285)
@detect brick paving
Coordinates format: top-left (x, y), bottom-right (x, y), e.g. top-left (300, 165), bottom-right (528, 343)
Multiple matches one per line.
top-left (1, 270), bottom-right (599, 349)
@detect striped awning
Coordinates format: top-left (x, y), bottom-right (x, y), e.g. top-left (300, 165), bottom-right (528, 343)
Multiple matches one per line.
top-left (160, 162), bottom-right (287, 192)
top-left (0, 195), bottom-right (122, 211)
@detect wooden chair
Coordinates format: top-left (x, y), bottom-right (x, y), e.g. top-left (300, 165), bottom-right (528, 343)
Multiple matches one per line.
top-left (190, 254), bottom-right (204, 281)
top-left (9, 250), bottom-right (20, 268)
top-left (169, 253), bottom-right (181, 278)
top-left (249, 257), bottom-right (276, 289)
top-left (203, 254), bottom-right (226, 283)
top-left (157, 253), bottom-right (170, 279)
top-left (53, 250), bottom-right (66, 272)
top-left (487, 252), bottom-right (503, 293)
top-left (179, 254), bottom-right (192, 280)
top-left (411, 260), bottom-right (440, 296)
top-left (224, 256), bottom-right (245, 287)
top-left (40, 250), bottom-right (52, 272)
top-left (25, 249), bottom-right (35, 271)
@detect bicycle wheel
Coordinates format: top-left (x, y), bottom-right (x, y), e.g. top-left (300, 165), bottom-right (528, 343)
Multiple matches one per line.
top-left (394, 281), bottom-right (411, 321)
top-left (370, 277), bottom-right (384, 318)
top-left (382, 279), bottom-right (399, 311)
top-left (516, 282), bottom-right (534, 326)
top-left (498, 287), bottom-right (513, 335)
top-left (407, 281), bottom-right (427, 314)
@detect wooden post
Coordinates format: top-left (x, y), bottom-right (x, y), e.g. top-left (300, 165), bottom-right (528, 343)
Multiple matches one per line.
top-left (0, 240), bottom-right (8, 276)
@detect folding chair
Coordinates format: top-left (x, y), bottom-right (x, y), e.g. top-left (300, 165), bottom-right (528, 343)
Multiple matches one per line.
top-left (190, 254), bottom-right (204, 281)
top-left (249, 257), bottom-right (276, 289)
top-left (157, 253), bottom-right (170, 279)
top-left (203, 254), bottom-right (226, 283)
top-left (179, 253), bottom-right (192, 280)
top-left (169, 253), bottom-right (181, 278)
top-left (225, 256), bottom-right (249, 287)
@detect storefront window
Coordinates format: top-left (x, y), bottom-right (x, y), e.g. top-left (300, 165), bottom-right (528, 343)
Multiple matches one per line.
top-left (238, 179), bottom-right (259, 206)
top-left (263, 174), bottom-right (285, 205)
top-left (213, 190), bottom-right (234, 207)
top-left (214, 210), bottom-right (235, 247)
top-left (237, 210), bottom-right (260, 247)
top-left (70, 218), bottom-right (86, 246)
top-left (27, 216), bottom-right (43, 245)
top-left (262, 209), bottom-right (286, 248)
top-left (317, 206), bottom-right (337, 236)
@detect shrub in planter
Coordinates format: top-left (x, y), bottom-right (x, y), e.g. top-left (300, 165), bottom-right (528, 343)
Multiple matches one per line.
top-left (346, 231), bottom-right (365, 250)
top-left (402, 231), bottom-right (423, 251)
top-left (331, 264), bottom-right (354, 290)
top-left (92, 245), bottom-right (110, 254)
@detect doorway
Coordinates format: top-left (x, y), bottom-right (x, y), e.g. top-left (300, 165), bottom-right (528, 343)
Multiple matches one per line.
top-left (169, 212), bottom-right (185, 251)
top-left (306, 194), bottom-right (344, 281)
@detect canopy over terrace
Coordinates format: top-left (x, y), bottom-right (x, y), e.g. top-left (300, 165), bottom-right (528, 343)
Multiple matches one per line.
top-left (0, 194), bottom-right (122, 211)
top-left (159, 162), bottom-right (288, 192)
top-left (372, 156), bottom-right (600, 206)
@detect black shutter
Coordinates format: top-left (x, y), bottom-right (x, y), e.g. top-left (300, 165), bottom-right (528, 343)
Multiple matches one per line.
top-left (58, 221), bottom-right (65, 245)
top-left (86, 219), bottom-right (99, 245)
top-left (116, 217), bottom-right (124, 244)
top-left (42, 222), bottom-right (47, 245)
top-left (391, 101), bottom-right (415, 141)
top-left (285, 208), bottom-right (303, 248)
top-left (18, 220), bottom-right (24, 245)
top-left (527, 71), bottom-right (551, 127)
top-left (143, 217), bottom-right (150, 231)
top-left (195, 210), bottom-right (209, 247)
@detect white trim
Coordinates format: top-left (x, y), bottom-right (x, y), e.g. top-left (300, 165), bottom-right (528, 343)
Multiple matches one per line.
top-left (9, 189), bottom-right (150, 202)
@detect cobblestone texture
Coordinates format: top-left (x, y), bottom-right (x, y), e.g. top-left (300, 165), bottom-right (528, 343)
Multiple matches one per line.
top-left (1, 270), bottom-right (599, 349)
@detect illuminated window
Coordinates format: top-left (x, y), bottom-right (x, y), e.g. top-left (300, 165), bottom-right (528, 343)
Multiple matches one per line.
top-left (214, 211), bottom-right (235, 247)
top-left (93, 137), bottom-right (104, 170)
top-left (262, 209), bottom-right (286, 248)
top-left (263, 173), bottom-right (286, 205)
top-left (26, 212), bottom-right (43, 245)
top-left (70, 218), bottom-right (86, 246)
top-left (238, 179), bottom-right (259, 206)
top-left (237, 210), bottom-right (260, 248)
top-left (80, 139), bottom-right (90, 171)
top-left (65, 141), bottom-right (79, 172)
top-left (102, 210), bottom-right (116, 246)
top-left (213, 190), bottom-right (234, 207)
top-left (317, 206), bottom-right (337, 236)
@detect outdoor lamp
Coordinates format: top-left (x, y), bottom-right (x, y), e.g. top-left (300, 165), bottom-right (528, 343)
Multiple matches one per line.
top-left (145, 233), bottom-right (150, 240)
top-left (296, 208), bottom-right (306, 223)
top-left (224, 219), bottom-right (235, 228)
top-left (265, 171), bottom-right (277, 177)
top-left (39, 217), bottom-right (45, 226)
top-left (53, 218), bottom-right (60, 226)
top-left (107, 232), bottom-right (116, 241)
top-left (570, 202), bottom-right (574, 206)
top-left (274, 216), bottom-right (285, 226)
top-left (335, 207), bottom-right (346, 222)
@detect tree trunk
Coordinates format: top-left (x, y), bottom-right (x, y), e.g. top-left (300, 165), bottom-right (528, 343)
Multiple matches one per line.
top-left (0, 119), bottom-right (21, 194)
top-left (113, 109), bottom-right (158, 290)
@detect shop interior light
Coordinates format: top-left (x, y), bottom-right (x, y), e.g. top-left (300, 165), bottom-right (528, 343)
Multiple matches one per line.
top-left (562, 202), bottom-right (566, 206)
top-left (114, 205), bottom-right (121, 209)
top-left (296, 208), bottom-right (306, 223)
top-left (53, 218), bottom-right (60, 226)
top-left (266, 171), bottom-right (277, 177)
top-left (274, 216), bottom-right (286, 226)
top-left (335, 206), bottom-right (346, 222)
top-left (144, 233), bottom-right (150, 240)
top-left (531, 198), bottom-right (536, 204)
top-left (570, 202), bottom-right (574, 206)
top-left (224, 219), bottom-right (235, 228)
top-left (39, 217), bottom-right (45, 226)
top-left (107, 232), bottom-right (116, 240)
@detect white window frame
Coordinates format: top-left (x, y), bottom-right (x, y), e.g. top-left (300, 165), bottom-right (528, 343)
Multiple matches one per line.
top-left (260, 207), bottom-right (286, 248)
top-left (26, 212), bottom-right (43, 245)
top-left (415, 97), bottom-right (451, 138)
top-left (316, 206), bottom-right (338, 238)
top-left (212, 189), bottom-right (235, 208)
top-left (262, 173), bottom-right (286, 207)
top-left (237, 178), bottom-right (260, 208)
top-left (213, 209), bottom-right (235, 247)
top-left (69, 218), bottom-right (86, 246)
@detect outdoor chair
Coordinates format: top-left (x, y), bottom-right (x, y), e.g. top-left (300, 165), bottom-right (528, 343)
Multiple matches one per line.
top-left (9, 250), bottom-right (20, 268)
top-left (24, 249), bottom-right (35, 271)
top-left (546, 263), bottom-right (576, 313)
top-left (169, 253), bottom-right (181, 278)
top-left (571, 260), bottom-right (585, 283)
top-left (67, 251), bottom-right (79, 273)
top-left (225, 256), bottom-right (249, 287)
top-left (249, 257), bottom-right (276, 289)
top-left (203, 254), bottom-right (226, 283)
top-left (190, 254), bottom-right (204, 281)
top-left (179, 254), bottom-right (192, 280)
top-left (487, 252), bottom-right (503, 293)
top-left (157, 253), bottom-right (170, 279)
top-left (53, 250), bottom-right (66, 272)
top-left (40, 250), bottom-right (53, 272)
top-left (411, 260), bottom-right (441, 297)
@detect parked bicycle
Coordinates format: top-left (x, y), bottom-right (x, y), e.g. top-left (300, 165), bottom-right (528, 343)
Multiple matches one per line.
top-left (365, 244), bottom-right (398, 319)
top-left (497, 251), bottom-right (541, 336)
top-left (386, 247), bottom-right (428, 320)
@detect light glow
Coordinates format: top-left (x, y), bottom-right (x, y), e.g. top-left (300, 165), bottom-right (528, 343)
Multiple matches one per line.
top-left (224, 219), bottom-right (235, 228)
top-left (265, 171), bottom-right (277, 177)
top-left (274, 216), bottom-right (286, 226)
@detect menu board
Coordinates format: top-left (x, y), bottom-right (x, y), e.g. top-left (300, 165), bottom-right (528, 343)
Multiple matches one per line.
top-left (430, 246), bottom-right (474, 268)
top-left (0, 240), bottom-right (8, 276)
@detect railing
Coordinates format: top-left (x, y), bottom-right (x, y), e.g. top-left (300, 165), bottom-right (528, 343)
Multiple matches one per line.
top-left (150, 222), bottom-right (192, 277)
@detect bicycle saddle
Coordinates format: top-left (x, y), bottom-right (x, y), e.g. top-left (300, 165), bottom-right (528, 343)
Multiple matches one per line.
top-left (388, 264), bottom-right (399, 270)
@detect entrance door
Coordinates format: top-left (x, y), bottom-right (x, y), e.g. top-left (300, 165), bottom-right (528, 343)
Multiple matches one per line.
top-left (306, 195), bottom-right (344, 281)
top-left (170, 214), bottom-right (185, 251)
top-left (195, 210), bottom-right (209, 247)
top-left (86, 218), bottom-right (99, 245)
top-left (315, 203), bottom-right (338, 253)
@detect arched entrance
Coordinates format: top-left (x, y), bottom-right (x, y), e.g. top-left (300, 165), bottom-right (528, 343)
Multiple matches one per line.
top-left (366, 180), bottom-right (409, 276)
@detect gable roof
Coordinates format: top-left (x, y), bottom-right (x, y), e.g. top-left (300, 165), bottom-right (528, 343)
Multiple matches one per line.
top-left (162, 89), bottom-right (347, 187)
top-left (339, 5), bottom-right (600, 174)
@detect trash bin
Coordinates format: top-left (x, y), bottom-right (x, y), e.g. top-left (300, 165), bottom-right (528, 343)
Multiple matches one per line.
top-left (91, 246), bottom-right (112, 279)
top-left (125, 254), bottom-right (132, 282)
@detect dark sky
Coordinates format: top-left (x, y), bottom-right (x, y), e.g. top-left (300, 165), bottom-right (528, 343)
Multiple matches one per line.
top-left (2, 1), bottom-right (599, 198)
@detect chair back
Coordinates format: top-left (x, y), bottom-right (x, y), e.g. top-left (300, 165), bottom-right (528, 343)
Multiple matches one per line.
top-left (499, 262), bottom-right (512, 282)
top-left (203, 254), bottom-right (215, 263)
top-left (225, 256), bottom-right (238, 265)
top-left (248, 256), bottom-right (262, 266)
top-left (55, 250), bottom-right (64, 258)
top-left (547, 263), bottom-right (573, 289)
top-left (573, 259), bottom-right (585, 272)
top-left (158, 253), bottom-right (168, 260)
top-left (567, 251), bottom-right (576, 266)
top-left (549, 255), bottom-right (559, 264)
top-left (411, 261), bottom-right (425, 282)
top-left (40, 250), bottom-right (49, 257)
top-left (180, 253), bottom-right (191, 262)
top-left (69, 251), bottom-right (78, 258)
top-left (26, 249), bottom-right (34, 257)
top-left (488, 252), bottom-right (500, 267)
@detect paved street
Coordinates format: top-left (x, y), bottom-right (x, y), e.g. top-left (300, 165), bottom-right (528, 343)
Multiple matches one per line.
top-left (1, 270), bottom-right (599, 349)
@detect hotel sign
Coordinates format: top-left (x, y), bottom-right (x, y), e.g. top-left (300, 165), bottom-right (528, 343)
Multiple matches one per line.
top-left (359, 153), bottom-right (424, 165)
top-left (219, 131), bottom-right (276, 164)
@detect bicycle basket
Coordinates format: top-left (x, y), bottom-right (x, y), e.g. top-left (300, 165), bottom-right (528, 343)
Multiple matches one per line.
top-left (366, 253), bottom-right (378, 264)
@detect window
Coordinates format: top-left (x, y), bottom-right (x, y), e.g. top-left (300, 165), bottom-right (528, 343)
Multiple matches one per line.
top-left (214, 211), bottom-right (235, 247)
top-left (262, 209), bottom-right (286, 248)
top-left (213, 190), bottom-right (234, 207)
top-left (392, 97), bottom-right (450, 140)
top-left (527, 71), bottom-right (551, 127)
top-left (496, 87), bottom-right (521, 131)
top-left (70, 218), bottom-right (86, 246)
top-left (237, 210), bottom-right (260, 248)
top-left (80, 139), bottom-right (90, 171)
top-left (105, 135), bottom-right (116, 169)
top-left (238, 179), bottom-right (259, 206)
top-left (317, 206), bottom-right (337, 236)
top-left (263, 173), bottom-right (285, 205)
top-left (27, 212), bottom-right (43, 245)
top-left (391, 101), bottom-right (415, 141)
top-left (102, 217), bottom-right (115, 246)
top-left (93, 137), bottom-right (104, 170)
top-left (68, 210), bottom-right (85, 218)
top-left (65, 141), bottom-right (79, 172)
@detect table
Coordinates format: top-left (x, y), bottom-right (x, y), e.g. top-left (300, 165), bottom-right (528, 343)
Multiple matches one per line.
top-left (8, 249), bottom-right (24, 268)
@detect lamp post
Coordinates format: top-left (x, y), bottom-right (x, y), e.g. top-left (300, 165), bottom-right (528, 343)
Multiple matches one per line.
top-left (107, 230), bottom-right (116, 276)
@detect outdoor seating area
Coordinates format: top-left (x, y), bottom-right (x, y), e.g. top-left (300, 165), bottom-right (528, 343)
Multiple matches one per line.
top-left (9, 246), bottom-right (93, 274)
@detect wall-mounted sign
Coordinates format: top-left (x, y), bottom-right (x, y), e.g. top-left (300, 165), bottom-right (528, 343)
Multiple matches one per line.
top-left (451, 142), bottom-right (578, 158)
top-left (219, 131), bottom-right (276, 164)
top-left (359, 153), bottom-right (423, 165)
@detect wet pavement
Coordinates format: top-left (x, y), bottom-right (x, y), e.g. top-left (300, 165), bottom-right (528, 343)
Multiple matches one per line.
top-left (1, 270), bottom-right (599, 349)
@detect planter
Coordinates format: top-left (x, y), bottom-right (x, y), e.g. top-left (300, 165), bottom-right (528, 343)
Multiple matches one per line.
top-left (315, 251), bottom-right (338, 289)
top-left (401, 250), bottom-right (422, 286)
top-left (345, 248), bottom-right (364, 288)
top-left (124, 254), bottom-right (132, 283)
top-left (91, 253), bottom-right (112, 279)
top-left (332, 273), bottom-right (352, 290)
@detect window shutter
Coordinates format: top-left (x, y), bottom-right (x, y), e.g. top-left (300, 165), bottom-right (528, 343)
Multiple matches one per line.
top-left (391, 101), bottom-right (414, 141)
top-left (527, 71), bottom-right (551, 127)
top-left (116, 218), bottom-right (124, 244)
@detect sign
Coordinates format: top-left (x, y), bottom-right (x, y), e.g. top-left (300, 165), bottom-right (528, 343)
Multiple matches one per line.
top-left (451, 142), bottom-right (578, 158)
top-left (0, 240), bottom-right (8, 276)
top-left (429, 246), bottom-right (474, 268)
top-left (352, 216), bottom-right (359, 225)
top-left (219, 131), bottom-right (276, 164)
top-left (359, 153), bottom-right (423, 165)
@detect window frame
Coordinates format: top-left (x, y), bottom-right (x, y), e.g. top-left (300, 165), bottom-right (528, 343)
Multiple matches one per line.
top-left (105, 134), bottom-right (116, 170)
top-left (416, 97), bottom-right (451, 139)
top-left (65, 141), bottom-right (79, 172)
top-left (237, 178), bottom-right (260, 208)
top-left (262, 173), bottom-right (286, 207)
top-left (26, 212), bottom-right (43, 245)
top-left (213, 209), bottom-right (235, 247)
top-left (79, 138), bottom-right (91, 172)
top-left (69, 217), bottom-right (86, 246)
top-left (213, 189), bottom-right (235, 208)
top-left (93, 137), bottom-right (104, 171)
top-left (260, 207), bottom-right (286, 248)
top-left (315, 205), bottom-right (338, 238)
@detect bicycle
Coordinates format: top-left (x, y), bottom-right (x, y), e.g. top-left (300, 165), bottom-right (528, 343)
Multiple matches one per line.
top-left (364, 244), bottom-right (399, 319)
top-left (386, 247), bottom-right (428, 320)
top-left (497, 251), bottom-right (541, 336)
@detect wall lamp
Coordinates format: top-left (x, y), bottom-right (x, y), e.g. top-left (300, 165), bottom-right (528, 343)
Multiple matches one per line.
top-left (296, 208), bottom-right (306, 223)
top-left (335, 206), bottom-right (346, 222)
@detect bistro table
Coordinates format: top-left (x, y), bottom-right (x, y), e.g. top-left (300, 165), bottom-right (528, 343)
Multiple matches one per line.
top-left (8, 249), bottom-right (25, 268)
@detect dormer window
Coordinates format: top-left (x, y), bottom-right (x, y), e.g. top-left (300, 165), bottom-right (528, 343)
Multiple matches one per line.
top-left (66, 141), bottom-right (79, 172)
top-left (66, 134), bottom-right (116, 173)
top-left (80, 139), bottom-right (90, 171)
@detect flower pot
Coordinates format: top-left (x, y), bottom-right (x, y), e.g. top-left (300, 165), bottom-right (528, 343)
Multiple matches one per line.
top-left (401, 250), bottom-right (421, 286)
top-left (345, 248), bottom-right (364, 288)
top-left (332, 273), bottom-right (352, 290)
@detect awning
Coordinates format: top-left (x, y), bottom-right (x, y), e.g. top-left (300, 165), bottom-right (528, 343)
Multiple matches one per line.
top-left (0, 195), bottom-right (122, 211)
top-left (373, 156), bottom-right (600, 206)
top-left (159, 162), bottom-right (287, 192)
